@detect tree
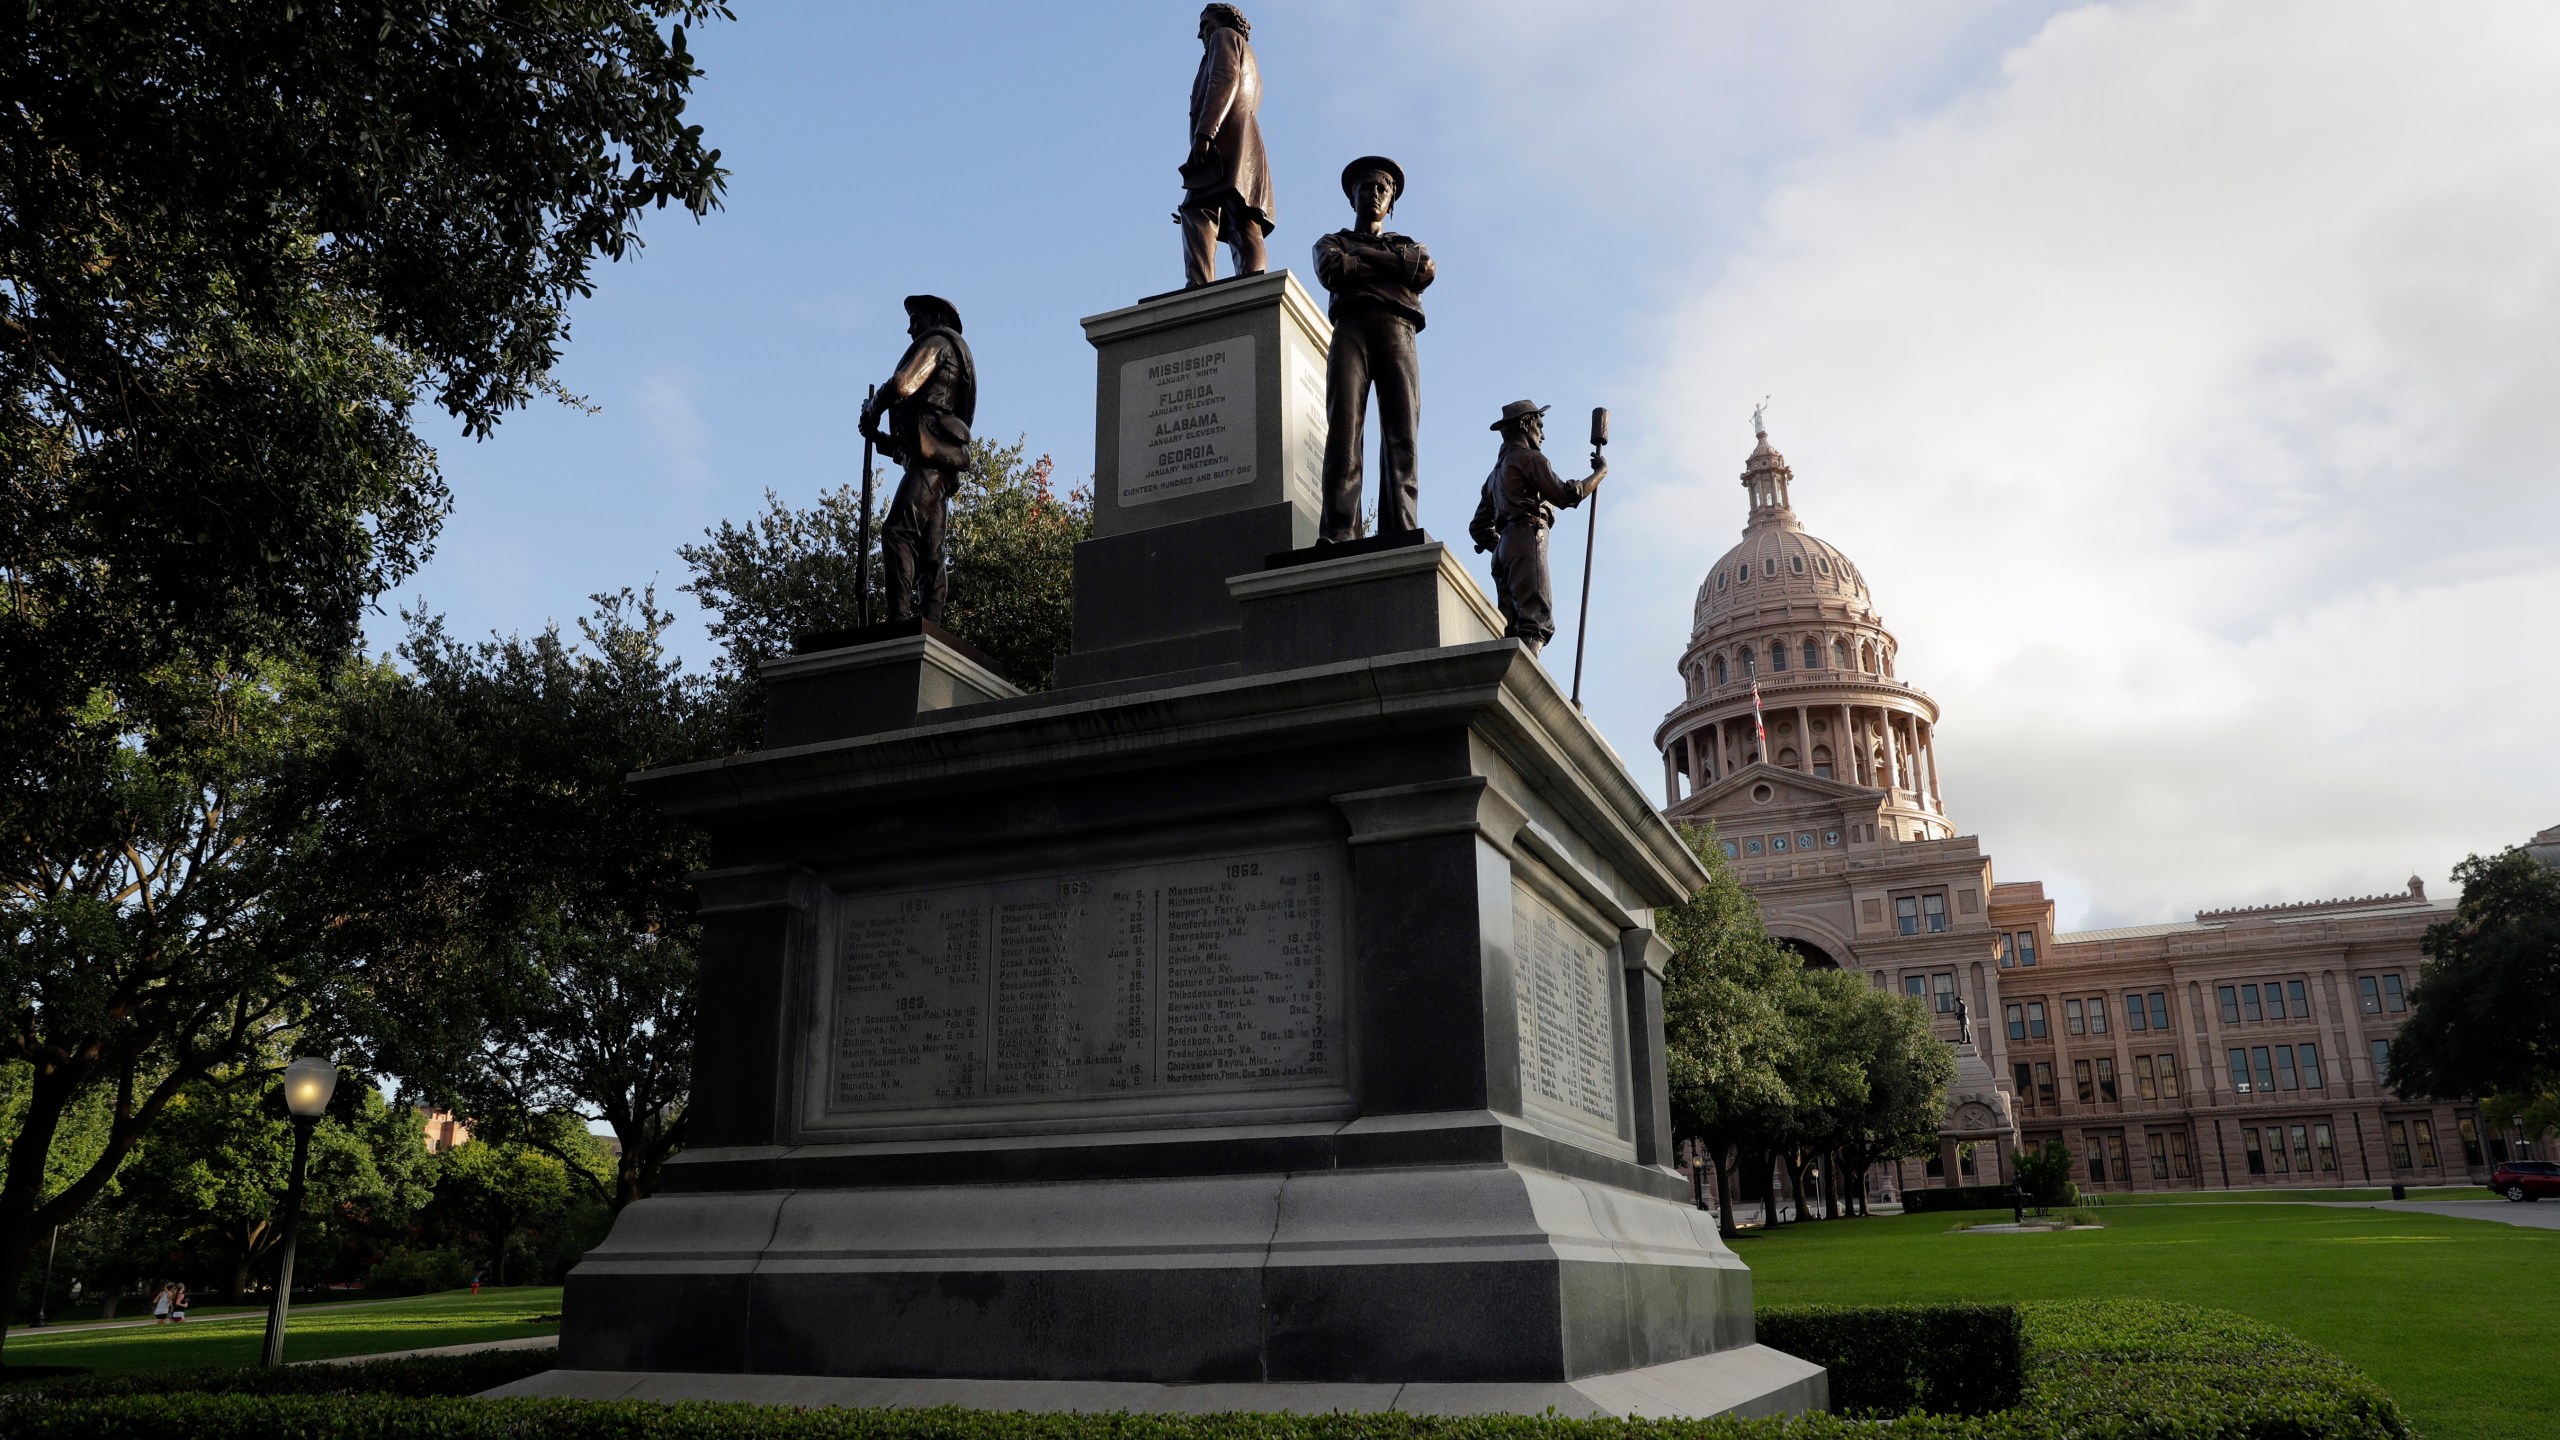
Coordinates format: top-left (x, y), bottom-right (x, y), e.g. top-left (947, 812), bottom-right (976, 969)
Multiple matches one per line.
top-left (2014, 1140), bottom-right (2077, 1213)
top-left (679, 435), bottom-right (1092, 710)
top-left (1, 2), bottom-right (728, 1356)
top-left (1764, 968), bottom-right (1871, 1224)
top-left (101, 1063), bottom-right (432, 1300)
top-left (2392, 846), bottom-right (2560, 1124)
top-left (429, 1130), bottom-right (593, 1288)
top-left (1830, 985), bottom-right (1957, 1215)
top-left (1658, 824), bottom-right (1800, 1236)
top-left (330, 593), bottom-right (715, 1211)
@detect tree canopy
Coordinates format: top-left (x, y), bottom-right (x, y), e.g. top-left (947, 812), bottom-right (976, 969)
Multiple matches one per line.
top-left (2393, 846), bottom-right (2560, 1136)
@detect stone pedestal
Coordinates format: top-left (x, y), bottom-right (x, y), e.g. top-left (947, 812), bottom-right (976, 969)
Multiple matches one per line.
top-left (528, 282), bottom-right (1822, 1420)
top-left (1057, 271), bottom-right (1330, 688)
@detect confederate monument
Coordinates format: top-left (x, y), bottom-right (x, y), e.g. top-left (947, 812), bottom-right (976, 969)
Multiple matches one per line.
top-left (857, 294), bottom-right (977, 622)
top-left (1471, 399), bottom-right (1607, 655)
top-left (523, 12), bottom-right (1819, 1421)
top-left (1314, 156), bottom-right (1434, 543)
top-left (1179, 5), bottom-right (1271, 288)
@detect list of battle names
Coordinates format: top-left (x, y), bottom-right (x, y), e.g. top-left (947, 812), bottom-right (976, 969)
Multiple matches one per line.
top-left (1511, 887), bottom-right (1623, 1132)
top-left (825, 848), bottom-right (1342, 1118)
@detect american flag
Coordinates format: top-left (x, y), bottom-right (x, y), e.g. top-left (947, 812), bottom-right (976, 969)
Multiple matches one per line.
top-left (1750, 681), bottom-right (1768, 760)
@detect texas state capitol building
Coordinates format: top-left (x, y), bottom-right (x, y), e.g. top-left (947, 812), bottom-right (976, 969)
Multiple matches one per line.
top-left (1651, 427), bottom-right (2529, 1197)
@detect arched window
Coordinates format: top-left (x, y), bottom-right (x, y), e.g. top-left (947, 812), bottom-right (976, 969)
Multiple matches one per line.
top-left (1737, 564), bottom-right (1750, 585)
top-left (1802, 638), bottom-right (1820, 669)
top-left (1778, 747), bottom-right (1799, 767)
top-left (1861, 642), bottom-right (1877, 672)
top-left (1741, 649), bottom-right (1756, 677)
top-left (1715, 571), bottom-right (1726, 592)
top-left (1812, 745), bottom-right (1833, 780)
top-left (1769, 642), bottom-right (1787, 673)
top-left (1712, 654), bottom-right (1728, 685)
top-left (1763, 557), bottom-right (1778, 577)
top-left (1833, 638), bottom-right (1851, 669)
top-left (1816, 557), bottom-right (1831, 575)
top-left (1790, 555), bottom-right (1805, 574)
top-left (1884, 649), bottom-right (1895, 678)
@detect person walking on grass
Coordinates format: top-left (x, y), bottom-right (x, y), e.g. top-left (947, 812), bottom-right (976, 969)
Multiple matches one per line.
top-left (170, 1282), bottom-right (188, 1322)
top-left (152, 1282), bottom-right (173, 1323)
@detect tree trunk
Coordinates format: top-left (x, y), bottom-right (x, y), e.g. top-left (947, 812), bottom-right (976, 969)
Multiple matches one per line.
top-left (1710, 1144), bottom-right (1741, 1240)
top-left (1823, 1152), bottom-right (1843, 1220)
top-left (231, 1250), bottom-right (252, 1303)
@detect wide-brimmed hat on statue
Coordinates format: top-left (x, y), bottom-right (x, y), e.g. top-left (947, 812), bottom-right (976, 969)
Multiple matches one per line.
top-left (1490, 399), bottom-right (1551, 431)
top-left (902, 294), bottom-right (963, 332)
top-left (1339, 155), bottom-right (1406, 202)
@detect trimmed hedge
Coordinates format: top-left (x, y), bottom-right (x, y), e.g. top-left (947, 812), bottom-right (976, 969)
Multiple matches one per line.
top-left (1896, 1186), bottom-right (2013, 1215)
top-left (1758, 1304), bottom-right (2021, 1417)
top-left (0, 1301), bottom-right (2410, 1439)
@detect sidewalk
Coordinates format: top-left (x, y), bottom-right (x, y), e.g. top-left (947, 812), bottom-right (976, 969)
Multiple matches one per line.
top-left (296, 1334), bottom-right (560, 1366)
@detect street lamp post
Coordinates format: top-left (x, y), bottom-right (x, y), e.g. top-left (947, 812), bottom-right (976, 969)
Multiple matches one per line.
top-left (259, 1056), bottom-right (338, 1367)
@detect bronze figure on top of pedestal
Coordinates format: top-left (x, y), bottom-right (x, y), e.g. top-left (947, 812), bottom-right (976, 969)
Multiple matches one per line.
top-left (1179, 6), bottom-right (1272, 288)
top-left (858, 295), bottom-right (977, 623)
top-left (1314, 156), bottom-right (1435, 544)
top-left (1470, 399), bottom-right (1604, 656)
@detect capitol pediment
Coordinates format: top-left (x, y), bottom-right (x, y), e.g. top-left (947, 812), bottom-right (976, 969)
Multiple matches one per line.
top-left (1688, 762), bottom-right (1877, 814)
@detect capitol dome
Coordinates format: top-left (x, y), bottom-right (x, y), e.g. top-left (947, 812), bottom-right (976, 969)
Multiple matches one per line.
top-left (1652, 426), bottom-right (1951, 842)
top-left (1691, 437), bottom-right (1875, 638)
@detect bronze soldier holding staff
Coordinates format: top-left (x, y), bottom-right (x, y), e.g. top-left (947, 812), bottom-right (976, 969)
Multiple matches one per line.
top-left (1471, 399), bottom-right (1605, 656)
top-left (858, 295), bottom-right (976, 623)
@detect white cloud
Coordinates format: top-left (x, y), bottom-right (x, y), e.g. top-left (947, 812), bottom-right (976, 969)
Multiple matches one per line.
top-left (1613, 0), bottom-right (2560, 924)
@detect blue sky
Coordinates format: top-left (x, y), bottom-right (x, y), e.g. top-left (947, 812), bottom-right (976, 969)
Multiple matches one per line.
top-left (377, 2), bottom-right (2560, 927)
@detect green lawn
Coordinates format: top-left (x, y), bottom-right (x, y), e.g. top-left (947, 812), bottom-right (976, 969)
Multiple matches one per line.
top-left (1741, 1203), bottom-right (2555, 1440)
top-left (2100, 1185), bottom-right (2492, 1205)
top-left (0, 1286), bottom-right (559, 1374)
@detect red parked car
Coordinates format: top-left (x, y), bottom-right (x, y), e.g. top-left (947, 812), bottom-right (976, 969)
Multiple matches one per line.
top-left (2490, 1160), bottom-right (2560, 1201)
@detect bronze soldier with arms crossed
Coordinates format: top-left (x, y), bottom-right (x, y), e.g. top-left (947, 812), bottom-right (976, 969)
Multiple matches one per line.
top-left (1313, 155), bottom-right (1435, 543)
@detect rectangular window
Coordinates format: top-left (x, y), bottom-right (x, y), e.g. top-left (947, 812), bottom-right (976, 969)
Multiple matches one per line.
top-left (1932, 973), bottom-right (1956, 1014)
top-left (2066, 999), bottom-right (2085, 1036)
top-left (2274, 1046), bottom-right (2299, 1091)
top-left (2157, 1053), bottom-right (2180, 1098)
top-left (2298, 1042), bottom-right (2322, 1088)
top-left (1896, 896), bottom-right (1920, 936)
top-left (2088, 1138), bottom-right (2109, 1183)
top-left (2313, 1123), bottom-right (2336, 1172)
top-left (1998, 934), bottom-right (2014, 969)
top-left (2251, 1046), bottom-right (2276, 1095)
top-left (2028, 1003), bottom-right (2047, 1039)
top-left (2228, 1047), bottom-right (2252, 1093)
top-left (2149, 992), bottom-right (2170, 1031)
top-left (2383, 974), bottom-right (2406, 1013)
top-left (2014, 1062), bottom-right (2036, 1105)
top-left (2264, 982), bottom-right (2287, 1020)
top-left (2372, 1039), bottom-right (2392, 1088)
top-left (2108, 1134), bottom-right (2129, 1182)
top-left (1905, 975), bottom-right (1926, 1000)
top-left (2219, 985), bottom-right (2241, 1024)
top-left (2135, 1054), bottom-right (2158, 1100)
top-left (2016, 932), bottom-right (2038, 967)
top-left (1922, 893), bottom-right (1948, 933)
top-left (2459, 1117), bottom-right (2484, 1166)
top-left (2097, 1056), bottom-right (2118, 1102)
top-left (2414, 1118), bottom-right (2438, 1168)
top-left (2147, 1133), bottom-right (2170, 1180)
top-left (2359, 976), bottom-right (2382, 1014)
top-left (2289, 1125), bottom-right (2314, 1174)
top-left (2075, 1058), bottom-right (2096, 1104)
top-left (2286, 980), bottom-right (2307, 1017)
top-left (2034, 1062), bottom-right (2056, 1108)
top-left (2089, 996), bottom-right (2109, 1034)
top-left (2171, 1131), bottom-right (2192, 1178)
top-left (2005, 1003), bottom-right (2025, 1041)
top-left (2244, 1127), bottom-right (2266, 1175)
top-left (2126, 994), bottom-right (2149, 1033)
top-left (2266, 1127), bottom-right (2290, 1173)
top-left (2388, 1120), bottom-right (2413, 1169)
top-left (2241, 984), bottom-right (2265, 1022)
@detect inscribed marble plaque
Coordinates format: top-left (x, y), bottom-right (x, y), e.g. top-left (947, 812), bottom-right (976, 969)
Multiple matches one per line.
top-left (820, 845), bottom-right (1343, 1125)
top-left (1118, 337), bottom-right (1256, 505)
top-left (1511, 885), bottom-right (1622, 1134)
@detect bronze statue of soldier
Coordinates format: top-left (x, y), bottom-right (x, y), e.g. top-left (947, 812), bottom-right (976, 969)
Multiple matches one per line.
top-left (1314, 156), bottom-right (1435, 543)
top-left (1469, 400), bottom-right (1605, 656)
top-left (858, 295), bottom-right (977, 623)
top-left (1179, 5), bottom-right (1271, 288)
